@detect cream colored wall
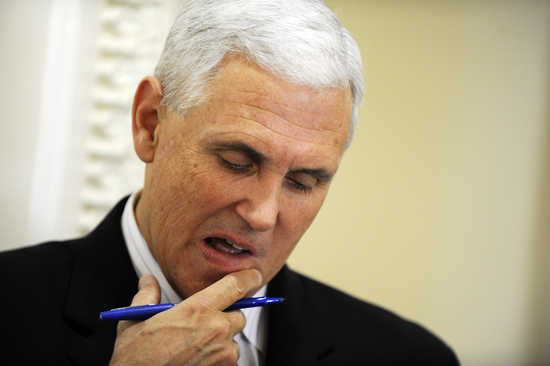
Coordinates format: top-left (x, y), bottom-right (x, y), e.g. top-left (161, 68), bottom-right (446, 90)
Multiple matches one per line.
top-left (288, 1), bottom-right (550, 366)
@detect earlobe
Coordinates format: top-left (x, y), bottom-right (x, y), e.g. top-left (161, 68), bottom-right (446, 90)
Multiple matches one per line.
top-left (132, 76), bottom-right (163, 163)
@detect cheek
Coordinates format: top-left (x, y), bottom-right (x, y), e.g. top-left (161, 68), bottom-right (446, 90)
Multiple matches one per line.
top-left (275, 194), bottom-right (326, 252)
top-left (284, 192), bottom-right (325, 226)
top-left (151, 167), bottom-right (237, 264)
top-left (189, 167), bottom-right (243, 208)
top-left (162, 162), bottom-right (243, 227)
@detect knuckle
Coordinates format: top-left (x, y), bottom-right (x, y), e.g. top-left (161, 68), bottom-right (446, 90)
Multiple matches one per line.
top-left (211, 317), bottom-right (232, 338)
top-left (185, 301), bottom-right (210, 318)
top-left (235, 311), bottom-right (246, 329)
top-left (219, 344), bottom-right (239, 366)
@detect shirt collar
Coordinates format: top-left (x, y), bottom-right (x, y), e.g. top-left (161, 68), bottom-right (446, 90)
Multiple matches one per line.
top-left (121, 191), bottom-right (267, 353)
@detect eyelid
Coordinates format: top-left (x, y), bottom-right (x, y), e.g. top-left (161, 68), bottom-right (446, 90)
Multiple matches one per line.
top-left (219, 156), bottom-right (253, 171)
top-left (210, 142), bottom-right (264, 164)
top-left (288, 171), bottom-right (318, 185)
top-left (285, 172), bottom-right (319, 193)
top-left (285, 177), bottom-right (313, 193)
top-left (217, 150), bottom-right (255, 174)
top-left (217, 149), bottom-right (253, 163)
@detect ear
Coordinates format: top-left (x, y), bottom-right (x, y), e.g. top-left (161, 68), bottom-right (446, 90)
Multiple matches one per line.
top-left (132, 76), bottom-right (163, 163)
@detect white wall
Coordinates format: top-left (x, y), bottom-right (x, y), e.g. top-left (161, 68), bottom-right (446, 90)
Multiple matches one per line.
top-left (1, 0), bottom-right (54, 248)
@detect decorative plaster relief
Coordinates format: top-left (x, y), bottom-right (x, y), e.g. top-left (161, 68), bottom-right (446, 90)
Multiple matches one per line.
top-left (79, 0), bottom-right (175, 234)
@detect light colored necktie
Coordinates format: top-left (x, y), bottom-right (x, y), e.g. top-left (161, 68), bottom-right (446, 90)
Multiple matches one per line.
top-left (236, 331), bottom-right (263, 366)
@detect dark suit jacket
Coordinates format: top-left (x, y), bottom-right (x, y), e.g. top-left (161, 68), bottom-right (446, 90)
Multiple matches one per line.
top-left (0, 198), bottom-right (459, 365)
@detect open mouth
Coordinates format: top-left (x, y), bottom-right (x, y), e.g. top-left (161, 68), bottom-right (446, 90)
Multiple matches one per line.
top-left (204, 237), bottom-right (252, 255)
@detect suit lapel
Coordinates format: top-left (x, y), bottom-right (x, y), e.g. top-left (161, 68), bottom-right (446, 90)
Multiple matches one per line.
top-left (62, 197), bottom-right (138, 365)
top-left (265, 266), bottom-right (334, 366)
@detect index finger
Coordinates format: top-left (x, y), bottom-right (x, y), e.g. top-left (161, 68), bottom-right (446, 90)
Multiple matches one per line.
top-left (185, 269), bottom-right (262, 311)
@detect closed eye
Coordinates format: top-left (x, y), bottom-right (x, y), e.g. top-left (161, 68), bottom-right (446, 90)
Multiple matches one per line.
top-left (220, 157), bottom-right (253, 172)
top-left (217, 149), bottom-right (254, 173)
top-left (286, 177), bottom-right (313, 193)
top-left (285, 171), bottom-right (318, 193)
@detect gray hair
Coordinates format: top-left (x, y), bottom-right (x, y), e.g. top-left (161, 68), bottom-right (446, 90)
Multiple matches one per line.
top-left (154, 0), bottom-right (364, 146)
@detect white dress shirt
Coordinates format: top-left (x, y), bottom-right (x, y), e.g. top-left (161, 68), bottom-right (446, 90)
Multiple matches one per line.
top-left (121, 192), bottom-right (266, 365)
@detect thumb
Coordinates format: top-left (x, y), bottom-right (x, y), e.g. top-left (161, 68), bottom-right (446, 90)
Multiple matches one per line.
top-left (117, 275), bottom-right (161, 333)
top-left (131, 275), bottom-right (161, 306)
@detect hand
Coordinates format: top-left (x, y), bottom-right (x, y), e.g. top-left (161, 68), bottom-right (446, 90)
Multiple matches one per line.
top-left (109, 269), bottom-right (263, 366)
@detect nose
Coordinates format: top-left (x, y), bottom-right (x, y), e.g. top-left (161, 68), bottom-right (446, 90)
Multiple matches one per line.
top-left (234, 178), bottom-right (281, 232)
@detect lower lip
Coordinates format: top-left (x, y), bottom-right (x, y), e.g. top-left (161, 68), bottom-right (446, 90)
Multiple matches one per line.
top-left (199, 239), bottom-right (255, 270)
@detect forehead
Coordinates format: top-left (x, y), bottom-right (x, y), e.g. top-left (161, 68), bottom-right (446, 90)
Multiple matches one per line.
top-left (175, 56), bottom-right (352, 168)
top-left (204, 56), bottom-right (351, 145)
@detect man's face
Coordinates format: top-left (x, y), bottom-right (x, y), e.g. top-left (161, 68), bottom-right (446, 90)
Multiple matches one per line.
top-left (136, 56), bottom-right (352, 298)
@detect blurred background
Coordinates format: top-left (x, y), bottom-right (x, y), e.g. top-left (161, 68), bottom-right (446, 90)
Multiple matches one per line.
top-left (1, 1), bottom-right (548, 365)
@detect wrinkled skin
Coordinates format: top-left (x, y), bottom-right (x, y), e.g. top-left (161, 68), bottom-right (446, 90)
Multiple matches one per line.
top-left (110, 271), bottom-right (261, 366)
top-left (110, 56), bottom-right (352, 365)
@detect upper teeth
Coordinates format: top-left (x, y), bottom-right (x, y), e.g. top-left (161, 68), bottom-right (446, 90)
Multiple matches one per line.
top-left (226, 239), bottom-right (245, 250)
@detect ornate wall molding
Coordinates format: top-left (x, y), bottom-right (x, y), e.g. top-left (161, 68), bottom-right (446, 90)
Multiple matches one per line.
top-left (79, 0), bottom-right (176, 234)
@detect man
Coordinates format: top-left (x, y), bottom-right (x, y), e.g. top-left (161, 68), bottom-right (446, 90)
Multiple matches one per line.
top-left (0, 1), bottom-right (459, 365)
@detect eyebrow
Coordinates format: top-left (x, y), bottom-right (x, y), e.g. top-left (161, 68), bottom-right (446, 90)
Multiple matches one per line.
top-left (209, 141), bottom-right (335, 182)
top-left (210, 141), bottom-right (266, 163)
top-left (290, 168), bottom-right (334, 183)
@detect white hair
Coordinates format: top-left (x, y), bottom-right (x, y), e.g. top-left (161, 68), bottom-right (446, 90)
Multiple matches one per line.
top-left (154, 0), bottom-right (364, 146)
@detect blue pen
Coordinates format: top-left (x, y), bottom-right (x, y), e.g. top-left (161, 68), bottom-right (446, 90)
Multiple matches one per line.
top-left (100, 296), bottom-right (284, 321)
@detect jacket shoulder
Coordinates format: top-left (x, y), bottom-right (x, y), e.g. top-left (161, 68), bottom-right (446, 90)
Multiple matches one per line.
top-left (295, 271), bottom-right (460, 365)
top-left (0, 241), bottom-right (83, 316)
top-left (0, 241), bottom-right (74, 287)
top-left (0, 241), bottom-right (79, 362)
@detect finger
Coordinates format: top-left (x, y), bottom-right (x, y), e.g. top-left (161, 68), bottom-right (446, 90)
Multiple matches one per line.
top-left (186, 269), bottom-right (262, 311)
top-left (224, 310), bottom-right (246, 336)
top-left (232, 339), bottom-right (241, 364)
top-left (130, 275), bottom-right (161, 306)
top-left (117, 275), bottom-right (161, 334)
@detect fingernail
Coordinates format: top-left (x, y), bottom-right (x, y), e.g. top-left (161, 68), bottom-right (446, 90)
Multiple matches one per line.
top-left (138, 275), bottom-right (152, 289)
top-left (253, 269), bottom-right (263, 285)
